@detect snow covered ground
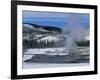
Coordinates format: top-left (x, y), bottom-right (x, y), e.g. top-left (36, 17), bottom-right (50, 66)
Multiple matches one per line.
top-left (22, 47), bottom-right (89, 69)
top-left (24, 48), bottom-right (69, 55)
top-left (24, 47), bottom-right (89, 55)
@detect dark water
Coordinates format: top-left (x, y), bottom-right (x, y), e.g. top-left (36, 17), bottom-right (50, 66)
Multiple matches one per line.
top-left (24, 54), bottom-right (89, 63)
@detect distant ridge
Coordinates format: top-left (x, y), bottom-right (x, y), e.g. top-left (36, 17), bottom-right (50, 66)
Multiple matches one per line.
top-left (23, 23), bottom-right (62, 33)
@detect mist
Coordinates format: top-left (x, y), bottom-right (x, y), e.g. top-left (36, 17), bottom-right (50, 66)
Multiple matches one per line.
top-left (63, 13), bottom-right (89, 41)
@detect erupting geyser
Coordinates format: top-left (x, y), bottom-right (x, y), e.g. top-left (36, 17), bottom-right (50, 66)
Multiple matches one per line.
top-left (63, 13), bottom-right (87, 56)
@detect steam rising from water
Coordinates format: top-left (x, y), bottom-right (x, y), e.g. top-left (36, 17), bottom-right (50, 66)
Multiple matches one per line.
top-left (63, 14), bottom-right (88, 41)
top-left (63, 14), bottom-right (88, 54)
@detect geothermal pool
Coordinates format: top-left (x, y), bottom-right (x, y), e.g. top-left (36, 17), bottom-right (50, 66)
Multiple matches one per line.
top-left (22, 47), bottom-right (89, 69)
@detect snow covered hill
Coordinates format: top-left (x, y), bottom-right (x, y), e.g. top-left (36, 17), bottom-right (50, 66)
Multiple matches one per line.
top-left (37, 36), bottom-right (59, 43)
top-left (23, 23), bottom-right (89, 48)
top-left (23, 23), bottom-right (62, 34)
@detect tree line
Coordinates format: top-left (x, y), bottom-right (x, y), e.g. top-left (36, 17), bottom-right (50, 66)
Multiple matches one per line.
top-left (23, 39), bottom-right (65, 49)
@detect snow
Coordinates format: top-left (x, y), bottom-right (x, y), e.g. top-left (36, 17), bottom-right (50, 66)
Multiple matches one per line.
top-left (23, 47), bottom-right (89, 69)
top-left (39, 28), bottom-right (49, 32)
top-left (24, 23), bottom-right (49, 32)
top-left (23, 55), bottom-right (33, 61)
top-left (24, 48), bottom-right (66, 55)
top-left (24, 47), bottom-right (89, 55)
top-left (23, 24), bottom-right (34, 29)
top-left (35, 34), bottom-right (43, 37)
top-left (37, 36), bottom-right (59, 42)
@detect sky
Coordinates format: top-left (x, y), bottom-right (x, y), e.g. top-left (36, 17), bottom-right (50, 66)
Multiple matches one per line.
top-left (22, 11), bottom-right (90, 29)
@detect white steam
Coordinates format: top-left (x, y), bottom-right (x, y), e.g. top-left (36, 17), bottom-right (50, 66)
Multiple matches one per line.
top-left (63, 14), bottom-right (88, 41)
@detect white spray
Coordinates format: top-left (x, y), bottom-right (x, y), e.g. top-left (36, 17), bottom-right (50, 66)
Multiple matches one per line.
top-left (63, 13), bottom-right (87, 55)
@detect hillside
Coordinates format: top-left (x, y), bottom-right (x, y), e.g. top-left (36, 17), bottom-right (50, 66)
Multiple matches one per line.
top-left (23, 23), bottom-right (89, 48)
